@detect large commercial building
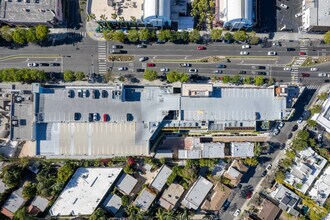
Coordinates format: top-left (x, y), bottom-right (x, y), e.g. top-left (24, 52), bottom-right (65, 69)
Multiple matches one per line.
top-left (33, 83), bottom-right (289, 158)
top-left (0, 0), bottom-right (63, 27)
top-left (301, 0), bottom-right (330, 32)
top-left (215, 0), bottom-right (257, 29)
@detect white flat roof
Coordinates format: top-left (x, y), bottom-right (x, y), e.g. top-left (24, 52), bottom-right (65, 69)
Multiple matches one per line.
top-left (150, 165), bottom-right (172, 192)
top-left (102, 194), bottom-right (122, 214)
top-left (115, 173), bottom-right (138, 195)
top-left (315, 98), bottom-right (330, 133)
top-left (50, 167), bottom-right (122, 216)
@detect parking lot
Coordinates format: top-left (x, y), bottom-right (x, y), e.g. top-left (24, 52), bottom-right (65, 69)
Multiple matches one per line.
top-left (276, 0), bottom-right (302, 32)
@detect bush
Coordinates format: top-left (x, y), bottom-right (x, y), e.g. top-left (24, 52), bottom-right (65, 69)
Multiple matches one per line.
top-left (0, 68), bottom-right (47, 83)
top-left (210, 29), bottom-right (222, 41)
top-left (166, 71), bottom-right (189, 83)
top-left (57, 162), bottom-right (76, 184)
top-left (318, 92), bottom-right (328, 100)
top-left (63, 70), bottom-right (75, 82)
top-left (233, 30), bottom-right (248, 42)
top-left (143, 69), bottom-right (158, 81)
top-left (75, 72), bottom-right (85, 81)
top-left (324, 31), bottom-right (330, 44)
top-left (22, 181), bottom-right (37, 200)
top-left (2, 163), bottom-right (22, 188)
top-left (243, 157), bottom-right (259, 166)
top-left (121, 195), bottom-right (129, 206)
top-left (310, 105), bottom-right (322, 114)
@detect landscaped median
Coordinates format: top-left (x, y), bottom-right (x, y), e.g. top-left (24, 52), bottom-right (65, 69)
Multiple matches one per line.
top-left (153, 56), bottom-right (277, 63)
top-left (301, 56), bottom-right (330, 67)
top-left (0, 54), bottom-right (62, 61)
top-left (108, 55), bottom-right (134, 62)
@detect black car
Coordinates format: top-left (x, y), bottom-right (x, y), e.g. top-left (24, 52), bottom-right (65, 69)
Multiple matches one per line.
top-left (112, 45), bottom-right (123, 49)
top-left (67, 90), bottom-right (73, 98)
top-left (40, 63), bottom-right (50, 66)
top-left (88, 113), bottom-right (93, 122)
top-left (261, 170), bottom-right (268, 177)
top-left (136, 68), bottom-right (145, 72)
top-left (239, 71), bottom-right (247, 74)
top-left (257, 72), bottom-right (267, 75)
top-left (286, 48), bottom-right (296, 51)
top-left (74, 112), bottom-right (80, 121)
top-left (50, 63), bottom-right (60, 66)
top-left (101, 90), bottom-right (107, 98)
top-left (222, 200), bottom-right (231, 211)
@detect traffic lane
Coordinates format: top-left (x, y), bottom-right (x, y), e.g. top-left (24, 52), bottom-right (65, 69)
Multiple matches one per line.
top-left (0, 57), bottom-right (63, 70)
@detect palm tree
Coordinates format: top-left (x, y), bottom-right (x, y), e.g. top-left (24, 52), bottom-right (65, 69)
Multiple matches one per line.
top-left (176, 209), bottom-right (191, 220)
top-left (99, 14), bottom-right (111, 29)
top-left (118, 16), bottom-right (125, 27)
top-left (130, 16), bottom-right (137, 28)
top-left (86, 13), bottom-right (96, 22)
top-left (111, 13), bottom-right (118, 20)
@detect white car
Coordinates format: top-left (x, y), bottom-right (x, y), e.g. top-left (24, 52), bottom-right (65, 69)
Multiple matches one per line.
top-left (242, 45), bottom-right (250, 49)
top-left (233, 209), bottom-right (241, 217)
top-left (118, 67), bottom-right (128, 71)
top-left (27, 63), bottom-right (38, 67)
top-left (240, 51), bottom-right (249, 55)
top-left (295, 13), bottom-right (303, 18)
top-left (189, 69), bottom-right (198, 73)
top-left (272, 42), bottom-right (281, 47)
top-left (266, 164), bottom-right (272, 170)
top-left (139, 57), bottom-right (148, 62)
top-left (268, 51), bottom-right (277, 56)
top-left (160, 68), bottom-right (169, 72)
top-left (278, 122), bottom-right (285, 129)
top-left (297, 117), bottom-right (303, 124)
top-left (310, 67), bottom-right (319, 71)
top-left (283, 67), bottom-right (292, 71)
top-left (214, 70), bottom-right (222, 74)
top-left (273, 128), bottom-right (280, 136)
top-left (318, 73), bottom-right (327, 77)
top-left (280, 4), bottom-right (288, 9)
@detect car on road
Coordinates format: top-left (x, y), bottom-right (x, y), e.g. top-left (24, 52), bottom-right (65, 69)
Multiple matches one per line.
top-left (180, 63), bottom-right (191, 67)
top-left (239, 71), bottom-right (247, 74)
top-left (267, 51), bottom-right (277, 56)
top-left (93, 113), bottom-right (99, 121)
top-left (295, 13), bottom-right (303, 18)
top-left (197, 46), bottom-right (206, 50)
top-left (297, 117), bottom-right (303, 124)
top-left (50, 63), bottom-right (60, 66)
top-left (261, 170), bottom-right (268, 177)
top-left (74, 112), bottom-right (80, 121)
top-left (266, 164), bottom-right (272, 170)
top-left (301, 73), bottom-right (310, 77)
top-left (147, 63), bottom-right (156, 67)
top-left (67, 90), bottom-right (73, 98)
top-left (27, 63), bottom-right (38, 67)
top-left (118, 67), bottom-right (128, 71)
top-left (136, 68), bottom-right (145, 72)
top-left (256, 72), bottom-right (267, 75)
top-left (242, 45), bottom-right (250, 49)
top-left (299, 52), bottom-right (306, 55)
top-left (302, 109), bottom-right (308, 117)
top-left (189, 69), bottom-right (198, 73)
top-left (240, 51), bottom-right (249, 55)
top-left (272, 42), bottom-right (281, 47)
top-left (103, 114), bottom-right (108, 122)
top-left (273, 128), bottom-right (280, 136)
top-left (233, 209), bottom-right (241, 217)
top-left (280, 3), bottom-right (288, 9)
top-left (40, 63), bottom-right (49, 66)
top-left (278, 122), bottom-right (285, 129)
top-left (318, 73), bottom-right (327, 77)
top-left (137, 44), bottom-right (147, 48)
top-left (160, 68), bottom-right (169, 72)
top-left (112, 45), bottom-right (123, 49)
top-left (252, 66), bottom-right (266, 69)
top-left (246, 191), bottom-right (252, 199)
top-left (110, 49), bottom-right (123, 54)
top-left (286, 48), bottom-right (296, 51)
top-left (310, 67), bottom-right (319, 71)
top-left (214, 70), bottom-right (222, 74)
top-left (139, 57), bottom-right (148, 62)
top-left (217, 64), bottom-right (226, 68)
top-left (284, 67), bottom-right (292, 71)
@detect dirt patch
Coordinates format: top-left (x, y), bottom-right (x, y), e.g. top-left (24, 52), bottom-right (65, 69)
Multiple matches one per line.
top-left (19, 141), bottom-right (36, 157)
top-left (197, 56), bottom-right (224, 63)
top-left (108, 55), bottom-right (134, 62)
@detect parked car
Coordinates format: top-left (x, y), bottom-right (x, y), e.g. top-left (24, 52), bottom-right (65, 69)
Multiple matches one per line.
top-left (147, 63), bottom-right (156, 67)
top-left (189, 69), bottom-right (198, 73)
top-left (101, 90), bottom-right (107, 98)
top-left (223, 201), bottom-right (231, 211)
top-left (88, 113), bottom-right (93, 122)
top-left (160, 68), bottom-right (169, 72)
top-left (40, 63), bottom-right (49, 66)
top-left (266, 164), bottom-right (272, 170)
top-left (217, 64), bottom-right (226, 68)
top-left (233, 209), bottom-right (241, 217)
top-left (91, 89), bottom-right (96, 99)
top-left (267, 51), bottom-right (277, 56)
top-left (286, 48), bottom-right (296, 51)
top-left (112, 45), bottom-right (123, 49)
top-left (299, 52), bottom-right (306, 55)
top-left (77, 90), bottom-right (82, 98)
top-left (280, 3), bottom-right (288, 9)
top-left (137, 44), bottom-right (147, 48)
top-left (283, 67), bottom-right (292, 71)
top-left (197, 46), bottom-right (206, 50)
top-left (118, 67), bottom-right (128, 71)
top-left (139, 57), bottom-right (148, 62)
top-left (242, 45), bottom-right (250, 49)
top-left (103, 114), bottom-right (108, 122)
top-left (272, 42), bottom-right (281, 47)
top-left (27, 63), bottom-right (38, 67)
top-left (295, 13), bottom-right (303, 18)
top-left (180, 63), bottom-right (191, 67)
top-left (239, 71), bottom-right (247, 74)
top-left (50, 63), bottom-right (60, 66)
top-left (136, 68), bottom-right (145, 72)
top-left (318, 73), bottom-right (327, 77)
top-left (246, 191), bottom-right (252, 199)
top-left (278, 122), bottom-right (285, 129)
top-left (67, 90), bottom-right (73, 98)
top-left (261, 170), bottom-right (268, 177)
top-left (297, 117), bottom-right (303, 124)
top-left (301, 73), bottom-right (310, 77)
top-left (310, 67), bottom-right (319, 71)
top-left (82, 89), bottom-right (87, 98)
top-left (74, 112), bottom-right (80, 121)
top-left (93, 113), bottom-right (99, 121)
top-left (273, 128), bottom-right (280, 136)
top-left (240, 51), bottom-right (249, 55)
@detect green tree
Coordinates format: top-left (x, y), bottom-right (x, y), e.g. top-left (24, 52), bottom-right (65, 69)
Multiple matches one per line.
top-left (254, 76), bottom-right (264, 86)
top-left (13, 207), bottom-right (34, 220)
top-left (310, 105), bottom-right (322, 114)
top-left (318, 92), bottom-right (328, 100)
top-left (188, 29), bottom-right (201, 43)
top-left (139, 29), bottom-right (151, 42)
top-left (157, 30), bottom-right (170, 42)
top-left (166, 71), bottom-right (189, 83)
top-left (275, 170), bottom-right (285, 184)
top-left (286, 150), bottom-right (296, 160)
top-left (12, 28), bottom-right (27, 45)
top-left (103, 30), bottom-right (114, 41)
top-left (121, 195), bottom-right (129, 206)
top-left (306, 119), bottom-right (317, 128)
top-left (254, 142), bottom-right (262, 157)
top-left (210, 29), bottom-right (222, 41)
top-left (222, 75), bottom-right (231, 83)
top-left (57, 162), bottom-right (76, 184)
top-left (243, 76), bottom-right (251, 84)
top-left (244, 157), bottom-right (259, 166)
top-left (123, 164), bottom-right (134, 174)
top-left (268, 77), bottom-right (274, 85)
top-left (22, 181), bottom-right (37, 200)
top-left (220, 176), bottom-right (231, 186)
top-left (292, 139), bottom-right (308, 151)
top-left (63, 70), bottom-right (76, 82)
top-left (89, 207), bottom-right (107, 220)
top-left (324, 31), bottom-right (330, 44)
top-left (297, 130), bottom-right (309, 141)
top-left (2, 163), bottom-right (22, 188)
top-left (177, 31), bottom-right (189, 42)
top-left (35, 25), bottom-right (49, 41)
top-left (144, 69), bottom-right (158, 81)
top-left (231, 75), bottom-right (241, 84)
top-left (0, 25), bottom-right (13, 42)
top-left (75, 72), bottom-right (85, 81)
top-left (279, 158), bottom-right (292, 169)
top-left (233, 30), bottom-right (248, 42)
top-left (111, 13), bottom-right (117, 20)
top-left (127, 30), bottom-right (139, 43)
top-left (223, 32), bottom-right (232, 41)
top-left (26, 27), bottom-right (37, 43)
top-left (113, 30), bottom-right (126, 42)
top-left (248, 31), bottom-right (260, 45)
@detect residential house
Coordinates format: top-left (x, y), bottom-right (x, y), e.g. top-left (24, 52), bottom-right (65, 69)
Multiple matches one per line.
top-left (27, 196), bottom-right (49, 216)
top-left (134, 188), bottom-right (156, 212)
top-left (270, 184), bottom-right (300, 217)
top-left (115, 173), bottom-right (138, 195)
top-left (257, 198), bottom-right (282, 220)
top-left (149, 165), bottom-right (172, 192)
top-left (1, 188), bottom-right (25, 219)
top-left (102, 194), bottom-right (122, 214)
top-left (158, 183), bottom-right (185, 210)
top-left (223, 160), bottom-right (248, 186)
top-left (202, 183), bottom-right (232, 211)
top-left (231, 142), bottom-right (254, 158)
top-left (309, 165), bottom-right (330, 205)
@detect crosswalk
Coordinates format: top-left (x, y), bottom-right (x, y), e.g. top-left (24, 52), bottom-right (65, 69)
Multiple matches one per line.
top-left (66, 32), bottom-right (86, 38)
top-left (98, 41), bottom-right (108, 74)
top-left (291, 40), bottom-right (309, 83)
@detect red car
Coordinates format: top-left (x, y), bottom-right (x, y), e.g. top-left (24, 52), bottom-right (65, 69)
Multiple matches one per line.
top-left (197, 46), bottom-right (206, 50)
top-left (246, 192), bottom-right (252, 199)
top-left (301, 73), bottom-right (310, 77)
top-left (103, 114), bottom-right (107, 122)
top-left (147, 63), bottom-right (155, 67)
top-left (299, 52), bottom-right (306, 55)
